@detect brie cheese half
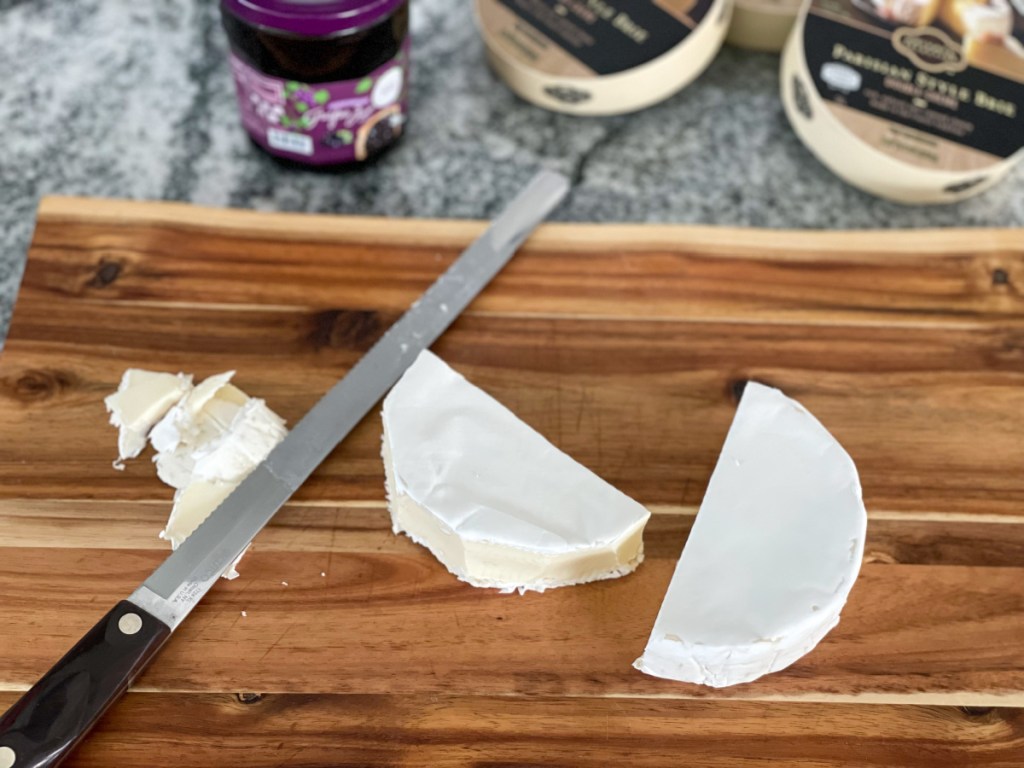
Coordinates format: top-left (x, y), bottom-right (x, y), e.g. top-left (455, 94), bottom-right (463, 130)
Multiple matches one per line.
top-left (634, 382), bottom-right (867, 688)
top-left (381, 351), bottom-right (651, 594)
top-left (104, 370), bottom-right (193, 468)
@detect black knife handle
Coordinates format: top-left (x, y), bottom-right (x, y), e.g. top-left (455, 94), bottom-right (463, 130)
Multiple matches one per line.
top-left (0, 600), bottom-right (171, 768)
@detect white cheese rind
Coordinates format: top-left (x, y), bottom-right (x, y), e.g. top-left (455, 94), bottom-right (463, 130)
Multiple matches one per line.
top-left (634, 382), bottom-right (867, 688)
top-left (381, 351), bottom-right (651, 593)
top-left (150, 372), bottom-right (247, 487)
top-left (104, 370), bottom-right (193, 468)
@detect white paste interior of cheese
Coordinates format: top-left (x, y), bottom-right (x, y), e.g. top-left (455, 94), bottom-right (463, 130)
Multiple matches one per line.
top-left (381, 350), bottom-right (651, 593)
top-left (162, 480), bottom-right (235, 549)
top-left (104, 370), bottom-right (193, 468)
top-left (634, 381), bottom-right (867, 688)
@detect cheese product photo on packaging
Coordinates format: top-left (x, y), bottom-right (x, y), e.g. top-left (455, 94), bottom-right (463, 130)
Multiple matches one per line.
top-left (727, 0), bottom-right (801, 51)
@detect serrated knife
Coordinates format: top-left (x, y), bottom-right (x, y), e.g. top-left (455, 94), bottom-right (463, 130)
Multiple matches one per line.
top-left (0, 169), bottom-right (570, 768)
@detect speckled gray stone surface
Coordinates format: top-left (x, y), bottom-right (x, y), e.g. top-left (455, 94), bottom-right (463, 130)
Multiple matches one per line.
top-left (1, 0), bottom-right (1022, 347)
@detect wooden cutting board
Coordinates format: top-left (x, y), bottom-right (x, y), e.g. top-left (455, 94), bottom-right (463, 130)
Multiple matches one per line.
top-left (1, 196), bottom-right (1022, 767)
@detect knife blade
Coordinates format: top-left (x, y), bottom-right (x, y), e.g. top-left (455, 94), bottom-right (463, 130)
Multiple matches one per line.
top-left (0, 169), bottom-right (570, 768)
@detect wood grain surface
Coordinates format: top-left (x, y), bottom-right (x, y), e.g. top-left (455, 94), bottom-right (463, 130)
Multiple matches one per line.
top-left (1, 196), bottom-right (1022, 766)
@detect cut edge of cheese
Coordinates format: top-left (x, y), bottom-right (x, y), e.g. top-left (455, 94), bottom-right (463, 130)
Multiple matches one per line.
top-left (382, 432), bottom-right (648, 594)
top-left (381, 350), bottom-right (651, 594)
top-left (634, 381), bottom-right (867, 688)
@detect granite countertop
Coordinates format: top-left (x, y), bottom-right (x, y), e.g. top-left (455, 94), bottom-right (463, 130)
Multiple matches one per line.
top-left (2, 0), bottom-right (1023, 347)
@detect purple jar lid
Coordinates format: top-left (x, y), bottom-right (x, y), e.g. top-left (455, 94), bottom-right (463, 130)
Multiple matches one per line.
top-left (221, 0), bottom-right (405, 37)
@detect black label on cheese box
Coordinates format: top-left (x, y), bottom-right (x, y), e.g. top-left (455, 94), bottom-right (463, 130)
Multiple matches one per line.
top-left (803, 0), bottom-right (1023, 161)
top-left (481, 0), bottom-right (714, 76)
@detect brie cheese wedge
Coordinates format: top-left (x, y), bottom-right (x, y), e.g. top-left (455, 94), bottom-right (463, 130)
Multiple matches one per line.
top-left (634, 382), bottom-right (867, 688)
top-left (381, 351), bottom-right (651, 594)
top-left (104, 370), bottom-right (193, 468)
top-left (961, 0), bottom-right (1014, 40)
top-left (106, 369), bottom-right (287, 580)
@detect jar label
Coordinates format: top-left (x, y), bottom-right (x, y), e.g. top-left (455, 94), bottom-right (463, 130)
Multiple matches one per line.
top-left (476, 0), bottom-right (716, 77)
top-left (801, 0), bottom-right (1023, 169)
top-left (228, 37), bottom-right (410, 165)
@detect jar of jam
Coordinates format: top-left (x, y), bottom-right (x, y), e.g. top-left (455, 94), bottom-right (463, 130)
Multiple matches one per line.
top-left (220, 0), bottom-right (410, 166)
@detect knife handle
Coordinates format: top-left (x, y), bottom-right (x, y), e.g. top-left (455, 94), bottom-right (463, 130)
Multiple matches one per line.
top-left (0, 601), bottom-right (171, 768)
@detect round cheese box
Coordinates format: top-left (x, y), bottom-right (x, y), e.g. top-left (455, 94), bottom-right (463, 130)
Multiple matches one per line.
top-left (474, 0), bottom-right (733, 115)
top-left (781, 0), bottom-right (1024, 203)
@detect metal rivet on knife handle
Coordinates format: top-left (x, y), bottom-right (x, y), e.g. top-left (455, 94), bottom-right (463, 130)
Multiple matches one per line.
top-left (118, 613), bottom-right (143, 636)
top-left (0, 745), bottom-right (16, 768)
